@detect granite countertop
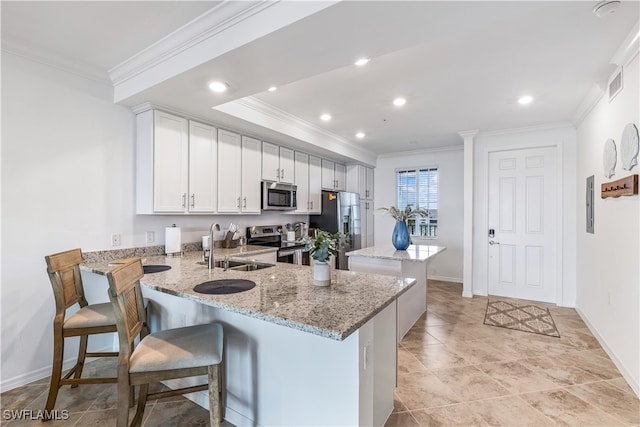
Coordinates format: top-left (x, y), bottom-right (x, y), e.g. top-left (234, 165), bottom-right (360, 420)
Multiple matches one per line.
top-left (346, 244), bottom-right (446, 262)
top-left (81, 251), bottom-right (416, 341)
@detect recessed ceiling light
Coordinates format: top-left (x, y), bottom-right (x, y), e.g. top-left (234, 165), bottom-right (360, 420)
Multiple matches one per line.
top-left (208, 81), bottom-right (228, 93)
top-left (268, 86), bottom-right (277, 92)
top-left (355, 58), bottom-right (370, 66)
top-left (355, 132), bottom-right (366, 139)
top-left (393, 97), bottom-right (406, 107)
top-left (593, 0), bottom-right (621, 17)
top-left (320, 114), bottom-right (332, 121)
top-left (518, 95), bottom-right (534, 105)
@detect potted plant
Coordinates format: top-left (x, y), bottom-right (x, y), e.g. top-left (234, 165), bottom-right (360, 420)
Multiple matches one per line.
top-left (378, 205), bottom-right (429, 250)
top-left (302, 229), bottom-right (342, 286)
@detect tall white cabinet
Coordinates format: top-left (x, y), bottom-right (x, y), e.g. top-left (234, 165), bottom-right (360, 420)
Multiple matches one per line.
top-left (347, 165), bottom-right (375, 247)
top-left (217, 131), bottom-right (261, 214)
top-left (294, 152), bottom-right (322, 214)
top-left (136, 110), bottom-right (217, 214)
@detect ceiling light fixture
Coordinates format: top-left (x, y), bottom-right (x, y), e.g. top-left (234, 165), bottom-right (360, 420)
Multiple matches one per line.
top-left (268, 86), bottom-right (277, 92)
top-left (208, 81), bottom-right (228, 93)
top-left (518, 95), bottom-right (534, 105)
top-left (320, 114), bottom-right (332, 121)
top-left (355, 58), bottom-right (370, 66)
top-left (393, 97), bottom-right (406, 107)
top-left (356, 132), bottom-right (366, 139)
top-left (592, 0), bottom-right (621, 17)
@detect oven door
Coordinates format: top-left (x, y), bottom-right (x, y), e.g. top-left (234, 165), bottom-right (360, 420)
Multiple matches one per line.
top-left (262, 181), bottom-right (297, 211)
top-left (277, 248), bottom-right (309, 265)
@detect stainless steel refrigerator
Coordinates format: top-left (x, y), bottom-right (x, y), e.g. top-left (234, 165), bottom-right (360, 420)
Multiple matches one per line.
top-left (309, 191), bottom-right (361, 270)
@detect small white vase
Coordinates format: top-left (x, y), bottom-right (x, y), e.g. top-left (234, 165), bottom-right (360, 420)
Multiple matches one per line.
top-left (313, 261), bottom-right (331, 287)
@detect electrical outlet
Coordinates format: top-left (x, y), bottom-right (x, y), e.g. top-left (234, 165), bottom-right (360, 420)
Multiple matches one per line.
top-left (145, 231), bottom-right (155, 244)
top-left (111, 233), bottom-right (121, 247)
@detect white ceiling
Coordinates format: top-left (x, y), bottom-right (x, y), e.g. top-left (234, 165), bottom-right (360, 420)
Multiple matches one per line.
top-left (2, 1), bottom-right (638, 157)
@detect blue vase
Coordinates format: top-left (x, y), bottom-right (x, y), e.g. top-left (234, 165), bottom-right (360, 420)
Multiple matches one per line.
top-left (392, 220), bottom-right (411, 250)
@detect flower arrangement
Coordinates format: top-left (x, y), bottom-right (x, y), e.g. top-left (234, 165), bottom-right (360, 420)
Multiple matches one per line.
top-left (378, 205), bottom-right (429, 222)
top-left (302, 229), bottom-right (342, 263)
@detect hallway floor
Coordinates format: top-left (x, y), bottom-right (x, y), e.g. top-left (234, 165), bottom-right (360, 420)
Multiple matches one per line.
top-left (1, 280), bottom-right (638, 426)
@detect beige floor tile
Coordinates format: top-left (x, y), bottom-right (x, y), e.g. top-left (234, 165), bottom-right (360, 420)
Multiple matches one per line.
top-left (467, 395), bottom-right (556, 426)
top-left (396, 371), bottom-right (460, 410)
top-left (398, 346), bottom-right (428, 374)
top-left (384, 411), bottom-right (420, 427)
top-left (566, 381), bottom-right (640, 425)
top-left (412, 403), bottom-right (491, 426)
top-left (142, 399), bottom-right (212, 426)
top-left (402, 343), bottom-right (470, 370)
top-left (521, 388), bottom-right (623, 426)
top-left (393, 392), bottom-right (408, 413)
top-left (430, 366), bottom-right (510, 402)
top-left (607, 377), bottom-right (638, 394)
top-left (519, 355), bottom-right (605, 386)
top-left (401, 328), bottom-right (442, 347)
top-left (423, 324), bottom-right (477, 344)
top-left (443, 340), bottom-right (511, 365)
top-left (557, 349), bottom-right (623, 381)
top-left (477, 361), bottom-right (560, 393)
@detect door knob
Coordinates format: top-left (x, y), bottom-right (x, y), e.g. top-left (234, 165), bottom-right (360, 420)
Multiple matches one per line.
top-left (489, 240), bottom-right (500, 245)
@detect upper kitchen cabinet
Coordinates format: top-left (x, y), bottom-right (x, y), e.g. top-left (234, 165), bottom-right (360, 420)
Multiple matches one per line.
top-left (262, 141), bottom-right (294, 184)
top-left (137, 110), bottom-right (205, 214)
top-left (217, 131), bottom-right (261, 214)
top-left (294, 153), bottom-right (322, 214)
top-left (321, 159), bottom-right (346, 191)
top-left (347, 165), bottom-right (374, 200)
top-left (188, 121), bottom-right (217, 213)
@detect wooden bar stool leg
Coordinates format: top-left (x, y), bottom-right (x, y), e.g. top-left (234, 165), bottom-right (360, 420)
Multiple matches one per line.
top-left (131, 383), bottom-right (148, 427)
top-left (208, 364), bottom-right (220, 427)
top-left (116, 372), bottom-right (131, 427)
top-left (44, 330), bottom-right (64, 418)
top-left (71, 335), bottom-right (88, 388)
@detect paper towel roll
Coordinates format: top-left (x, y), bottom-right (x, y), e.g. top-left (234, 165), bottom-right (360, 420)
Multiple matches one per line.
top-left (165, 226), bottom-right (182, 255)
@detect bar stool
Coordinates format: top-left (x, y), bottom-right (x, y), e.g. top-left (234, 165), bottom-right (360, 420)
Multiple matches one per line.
top-left (106, 258), bottom-right (224, 427)
top-left (44, 248), bottom-right (119, 418)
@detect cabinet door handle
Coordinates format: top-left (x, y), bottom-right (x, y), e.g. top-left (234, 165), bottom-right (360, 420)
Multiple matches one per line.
top-left (190, 194), bottom-right (195, 208)
top-left (243, 197), bottom-right (247, 208)
top-left (310, 201), bottom-right (313, 209)
top-left (237, 197), bottom-right (240, 208)
top-left (281, 169), bottom-right (284, 179)
top-left (182, 193), bottom-right (186, 208)
top-left (276, 168), bottom-right (280, 179)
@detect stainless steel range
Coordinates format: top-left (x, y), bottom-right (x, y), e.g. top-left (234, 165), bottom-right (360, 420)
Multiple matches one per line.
top-left (246, 225), bottom-right (309, 265)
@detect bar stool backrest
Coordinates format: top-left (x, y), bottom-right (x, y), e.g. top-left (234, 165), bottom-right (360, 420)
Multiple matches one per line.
top-left (45, 248), bottom-right (88, 315)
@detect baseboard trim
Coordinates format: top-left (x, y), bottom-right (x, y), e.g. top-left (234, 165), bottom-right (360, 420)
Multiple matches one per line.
top-left (428, 275), bottom-right (462, 283)
top-left (0, 345), bottom-right (113, 393)
top-left (575, 307), bottom-right (640, 398)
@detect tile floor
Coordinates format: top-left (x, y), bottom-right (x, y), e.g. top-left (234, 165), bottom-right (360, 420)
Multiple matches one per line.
top-left (2, 280), bottom-right (638, 426)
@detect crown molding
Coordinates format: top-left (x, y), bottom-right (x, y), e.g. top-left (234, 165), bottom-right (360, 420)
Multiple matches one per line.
top-left (611, 21), bottom-right (640, 67)
top-left (571, 82), bottom-right (606, 127)
top-left (457, 129), bottom-right (480, 140)
top-left (216, 96), bottom-right (378, 164)
top-left (377, 144), bottom-right (463, 159)
top-left (1, 38), bottom-right (110, 83)
top-left (478, 122), bottom-right (575, 138)
top-left (108, 1), bottom-right (277, 86)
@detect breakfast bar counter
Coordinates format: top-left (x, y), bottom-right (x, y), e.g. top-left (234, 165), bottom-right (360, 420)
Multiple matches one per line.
top-left (81, 250), bottom-right (416, 427)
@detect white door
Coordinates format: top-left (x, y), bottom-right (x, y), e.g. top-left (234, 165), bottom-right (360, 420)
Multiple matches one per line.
top-left (308, 156), bottom-right (322, 214)
top-left (153, 111), bottom-right (188, 213)
top-left (262, 141), bottom-right (279, 182)
top-left (279, 147), bottom-right (295, 184)
top-left (294, 152), bottom-right (309, 213)
top-left (335, 163), bottom-right (346, 191)
top-left (321, 159), bottom-right (335, 189)
top-left (241, 136), bottom-right (262, 213)
top-left (217, 129), bottom-right (241, 213)
top-left (488, 147), bottom-right (557, 302)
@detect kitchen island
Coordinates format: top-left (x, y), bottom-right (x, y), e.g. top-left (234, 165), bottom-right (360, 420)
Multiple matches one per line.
top-left (347, 244), bottom-right (446, 340)
top-left (82, 250), bottom-right (416, 427)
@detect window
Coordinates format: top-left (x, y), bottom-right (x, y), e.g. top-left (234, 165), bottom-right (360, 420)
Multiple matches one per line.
top-left (396, 167), bottom-right (438, 238)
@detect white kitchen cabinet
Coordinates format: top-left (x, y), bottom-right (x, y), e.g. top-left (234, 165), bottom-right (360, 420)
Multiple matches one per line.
top-left (294, 153), bottom-right (322, 214)
top-left (188, 121), bottom-right (217, 213)
top-left (360, 199), bottom-right (374, 248)
top-left (308, 155), bottom-right (322, 214)
top-left (321, 159), bottom-right (346, 190)
top-left (217, 131), bottom-right (260, 213)
top-left (262, 141), bottom-right (294, 184)
top-left (347, 165), bottom-right (374, 201)
top-left (294, 152), bottom-right (310, 213)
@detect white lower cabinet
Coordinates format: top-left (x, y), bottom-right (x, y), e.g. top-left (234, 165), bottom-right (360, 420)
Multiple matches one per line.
top-left (360, 200), bottom-right (375, 248)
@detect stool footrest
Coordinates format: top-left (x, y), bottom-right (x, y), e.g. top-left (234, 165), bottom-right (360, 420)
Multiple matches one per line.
top-left (147, 384), bottom-right (207, 401)
top-left (60, 377), bottom-right (118, 385)
top-left (86, 351), bottom-right (118, 357)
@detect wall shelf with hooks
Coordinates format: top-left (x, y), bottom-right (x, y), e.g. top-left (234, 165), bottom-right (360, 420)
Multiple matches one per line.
top-left (601, 174), bottom-right (638, 198)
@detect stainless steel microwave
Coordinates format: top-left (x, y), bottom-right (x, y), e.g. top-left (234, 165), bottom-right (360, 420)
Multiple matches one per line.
top-left (262, 181), bottom-right (297, 211)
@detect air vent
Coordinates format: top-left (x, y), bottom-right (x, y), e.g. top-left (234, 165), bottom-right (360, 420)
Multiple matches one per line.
top-left (609, 66), bottom-right (623, 102)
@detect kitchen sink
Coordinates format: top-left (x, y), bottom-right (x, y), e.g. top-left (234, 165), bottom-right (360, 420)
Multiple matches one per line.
top-left (213, 259), bottom-right (275, 271)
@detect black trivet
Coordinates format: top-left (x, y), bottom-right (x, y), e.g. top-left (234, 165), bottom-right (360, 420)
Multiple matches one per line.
top-left (194, 279), bottom-right (256, 295)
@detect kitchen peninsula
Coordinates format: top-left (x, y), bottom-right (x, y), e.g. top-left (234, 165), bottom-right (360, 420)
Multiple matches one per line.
top-left (81, 249), bottom-right (417, 427)
top-left (347, 244), bottom-right (446, 339)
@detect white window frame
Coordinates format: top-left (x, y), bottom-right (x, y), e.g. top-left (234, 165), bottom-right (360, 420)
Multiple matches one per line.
top-left (395, 166), bottom-right (438, 239)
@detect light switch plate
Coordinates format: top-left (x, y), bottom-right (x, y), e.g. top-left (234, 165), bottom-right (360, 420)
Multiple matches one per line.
top-left (111, 233), bottom-right (121, 246)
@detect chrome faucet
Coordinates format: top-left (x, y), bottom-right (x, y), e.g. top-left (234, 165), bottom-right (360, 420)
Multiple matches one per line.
top-left (208, 223), bottom-right (220, 270)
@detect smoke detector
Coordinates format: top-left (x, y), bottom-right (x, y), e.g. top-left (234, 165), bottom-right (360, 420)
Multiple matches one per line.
top-left (593, 1), bottom-right (621, 17)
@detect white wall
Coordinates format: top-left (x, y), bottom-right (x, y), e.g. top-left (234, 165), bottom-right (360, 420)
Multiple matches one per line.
top-left (0, 53), bottom-right (307, 391)
top-left (374, 148), bottom-right (464, 282)
top-left (471, 124), bottom-right (577, 307)
top-left (575, 51), bottom-right (639, 396)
